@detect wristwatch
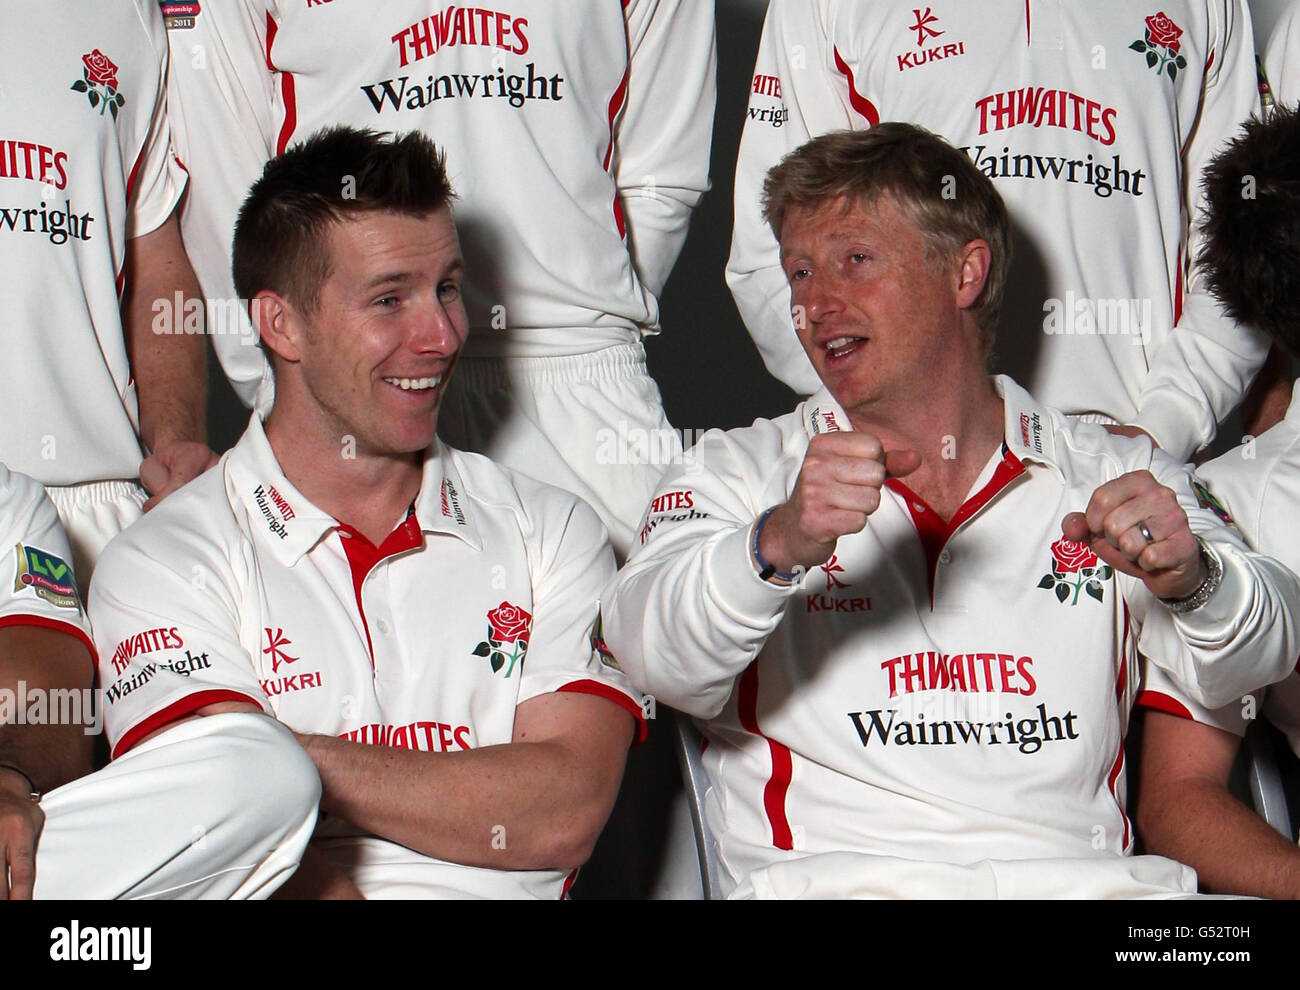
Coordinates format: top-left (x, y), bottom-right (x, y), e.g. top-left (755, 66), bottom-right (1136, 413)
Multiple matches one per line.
top-left (1160, 538), bottom-right (1223, 614)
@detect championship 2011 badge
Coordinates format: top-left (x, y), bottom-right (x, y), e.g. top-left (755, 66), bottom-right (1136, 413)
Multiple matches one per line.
top-left (159, 1), bottom-right (201, 30)
top-left (13, 542), bottom-right (79, 609)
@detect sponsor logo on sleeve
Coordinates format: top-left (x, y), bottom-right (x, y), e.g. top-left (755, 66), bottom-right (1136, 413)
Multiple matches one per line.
top-left (13, 543), bottom-right (78, 609)
top-left (590, 609), bottom-right (621, 671)
top-left (637, 489), bottom-right (710, 545)
top-left (110, 627), bottom-right (183, 675)
top-left (1188, 475), bottom-right (1234, 527)
top-left (103, 649), bottom-right (212, 705)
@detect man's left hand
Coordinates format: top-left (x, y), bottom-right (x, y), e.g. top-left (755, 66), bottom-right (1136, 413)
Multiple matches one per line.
top-left (140, 441), bottom-right (218, 511)
top-left (1061, 470), bottom-right (1206, 601)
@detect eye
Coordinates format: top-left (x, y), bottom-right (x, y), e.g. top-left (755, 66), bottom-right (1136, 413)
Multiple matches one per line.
top-left (849, 252), bottom-right (868, 264)
top-left (788, 266), bottom-right (811, 282)
top-left (438, 280), bottom-right (461, 301)
top-left (374, 294), bottom-right (400, 309)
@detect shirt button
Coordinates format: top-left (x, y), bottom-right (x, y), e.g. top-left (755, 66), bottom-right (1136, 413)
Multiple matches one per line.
top-left (376, 619), bottom-right (391, 635)
top-left (939, 550), bottom-right (952, 565)
top-left (912, 502), bottom-right (926, 513)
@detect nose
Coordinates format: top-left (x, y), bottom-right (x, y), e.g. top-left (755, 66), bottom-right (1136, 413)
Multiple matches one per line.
top-left (795, 272), bottom-right (844, 330)
top-left (410, 292), bottom-right (467, 354)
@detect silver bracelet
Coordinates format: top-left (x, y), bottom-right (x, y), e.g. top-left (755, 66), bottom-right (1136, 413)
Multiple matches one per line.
top-left (1160, 538), bottom-right (1223, 614)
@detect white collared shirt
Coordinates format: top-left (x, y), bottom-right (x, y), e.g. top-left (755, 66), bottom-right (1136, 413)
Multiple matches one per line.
top-left (604, 375), bottom-right (1300, 897)
top-left (0, 2), bottom-right (186, 483)
top-left (727, 0), bottom-right (1266, 461)
top-left (1141, 380), bottom-right (1300, 756)
top-left (90, 416), bottom-right (644, 898)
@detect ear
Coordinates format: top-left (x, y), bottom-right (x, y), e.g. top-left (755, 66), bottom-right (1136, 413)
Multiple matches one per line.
top-left (953, 238), bottom-right (992, 311)
top-left (250, 290), bottom-right (303, 364)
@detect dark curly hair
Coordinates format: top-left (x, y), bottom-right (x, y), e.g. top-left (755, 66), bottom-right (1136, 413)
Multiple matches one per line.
top-left (1199, 103), bottom-right (1300, 356)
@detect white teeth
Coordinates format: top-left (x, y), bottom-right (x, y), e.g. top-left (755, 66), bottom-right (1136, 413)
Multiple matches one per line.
top-left (384, 376), bottom-right (442, 391)
top-left (826, 337), bottom-right (856, 350)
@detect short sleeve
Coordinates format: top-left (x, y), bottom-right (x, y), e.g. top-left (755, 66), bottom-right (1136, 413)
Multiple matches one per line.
top-left (88, 496), bottom-right (270, 759)
top-left (0, 464), bottom-right (93, 656)
top-left (125, 1), bottom-right (187, 239)
top-left (514, 487), bottom-right (647, 743)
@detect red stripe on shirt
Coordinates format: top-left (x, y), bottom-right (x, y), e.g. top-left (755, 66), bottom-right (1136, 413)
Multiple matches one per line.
top-left (116, 142), bottom-right (148, 297)
top-left (1136, 689), bottom-right (1195, 721)
top-left (267, 14), bottom-right (297, 155)
top-left (603, 65), bottom-right (630, 238)
top-left (558, 678), bottom-right (648, 745)
top-left (1173, 245), bottom-right (1184, 326)
top-left (1105, 602), bottom-right (1133, 848)
top-left (737, 660), bottom-right (794, 850)
top-left (833, 47), bottom-right (879, 126)
top-left (112, 689), bottom-right (266, 759)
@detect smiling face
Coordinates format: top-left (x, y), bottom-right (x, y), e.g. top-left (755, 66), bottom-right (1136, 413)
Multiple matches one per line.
top-left (780, 195), bottom-right (980, 421)
top-left (277, 208), bottom-right (468, 461)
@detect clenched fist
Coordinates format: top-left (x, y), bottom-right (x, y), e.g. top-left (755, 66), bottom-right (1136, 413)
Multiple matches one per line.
top-left (759, 432), bottom-right (920, 573)
top-left (1061, 470), bottom-right (1207, 601)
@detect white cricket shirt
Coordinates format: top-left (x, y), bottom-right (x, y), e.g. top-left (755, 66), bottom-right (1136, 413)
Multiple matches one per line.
top-left (604, 375), bottom-right (1300, 897)
top-left (727, 0), bottom-right (1266, 461)
top-left (0, 1), bottom-right (186, 483)
top-left (162, 0), bottom-right (716, 406)
top-left (89, 416), bottom-right (646, 898)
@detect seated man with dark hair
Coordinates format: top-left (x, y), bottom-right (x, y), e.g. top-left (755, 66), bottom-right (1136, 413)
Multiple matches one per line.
top-left (1, 465), bottom-right (318, 900)
top-left (603, 122), bottom-right (1300, 899)
top-left (89, 127), bottom-right (644, 899)
top-left (1137, 103), bottom-right (1300, 899)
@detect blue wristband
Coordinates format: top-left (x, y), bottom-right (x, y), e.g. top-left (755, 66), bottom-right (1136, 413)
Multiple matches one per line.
top-left (753, 506), bottom-right (801, 584)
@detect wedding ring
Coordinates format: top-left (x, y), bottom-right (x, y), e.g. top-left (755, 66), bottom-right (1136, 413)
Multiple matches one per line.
top-left (1137, 521), bottom-right (1155, 544)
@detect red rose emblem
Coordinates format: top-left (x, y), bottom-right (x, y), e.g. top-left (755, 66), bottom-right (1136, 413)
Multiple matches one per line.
top-left (82, 50), bottom-right (119, 90)
top-left (487, 602), bottom-right (532, 644)
top-left (1050, 538), bottom-right (1099, 574)
top-left (1145, 12), bottom-right (1183, 53)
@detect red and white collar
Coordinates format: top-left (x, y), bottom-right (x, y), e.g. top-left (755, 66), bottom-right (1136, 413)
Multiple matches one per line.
top-left (225, 416), bottom-right (483, 565)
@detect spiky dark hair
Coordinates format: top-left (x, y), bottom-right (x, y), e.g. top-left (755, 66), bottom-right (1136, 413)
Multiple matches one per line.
top-left (1199, 103), bottom-right (1300, 356)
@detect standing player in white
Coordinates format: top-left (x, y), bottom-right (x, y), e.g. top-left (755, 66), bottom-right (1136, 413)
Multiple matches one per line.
top-left (89, 128), bottom-right (643, 898)
top-left (1136, 101), bottom-right (1300, 897)
top-left (605, 124), bottom-right (1300, 898)
top-left (728, 0), bottom-right (1266, 463)
top-left (0, 1), bottom-right (215, 580)
top-left (161, 0), bottom-right (714, 560)
top-left (1265, 0), bottom-right (1300, 102)
top-left (0, 464), bottom-right (318, 899)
